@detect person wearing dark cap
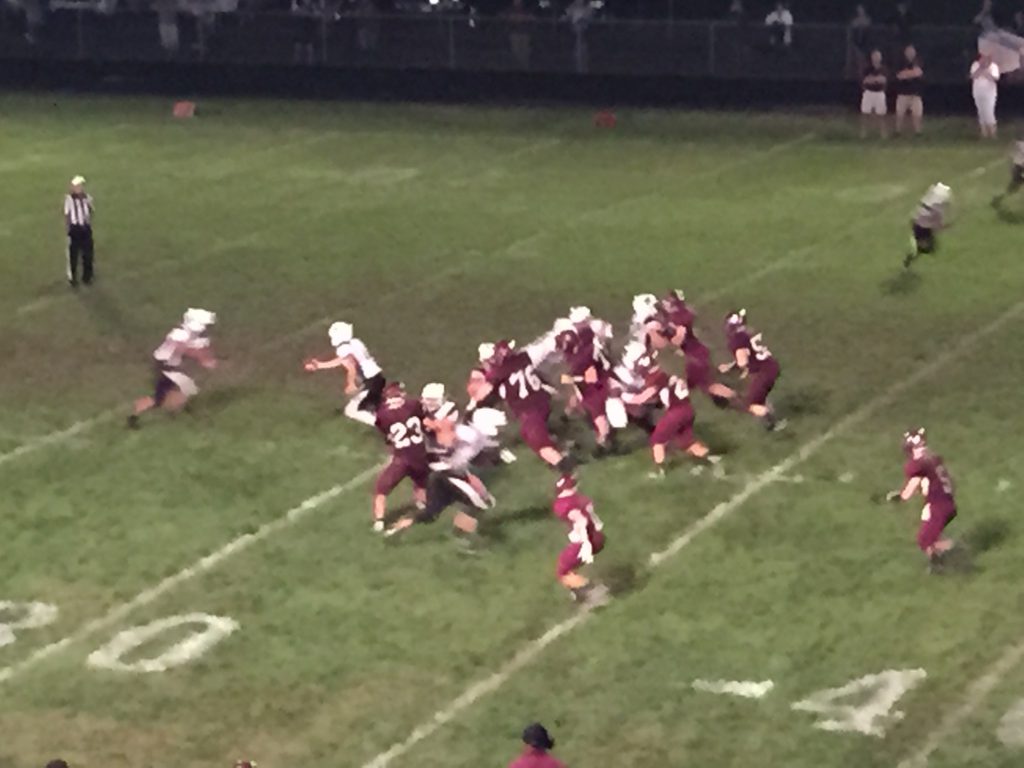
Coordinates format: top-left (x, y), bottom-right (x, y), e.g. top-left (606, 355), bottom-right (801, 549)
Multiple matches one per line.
top-left (508, 723), bottom-right (566, 768)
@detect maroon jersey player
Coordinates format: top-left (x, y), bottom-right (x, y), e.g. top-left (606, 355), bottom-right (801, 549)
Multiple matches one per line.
top-left (472, 339), bottom-right (570, 470)
top-left (886, 428), bottom-right (958, 568)
top-left (372, 382), bottom-right (429, 532)
top-left (652, 289), bottom-right (736, 407)
top-left (554, 318), bottom-right (614, 449)
top-left (552, 474), bottom-right (608, 604)
top-left (632, 370), bottom-right (715, 478)
top-left (720, 308), bottom-right (782, 430)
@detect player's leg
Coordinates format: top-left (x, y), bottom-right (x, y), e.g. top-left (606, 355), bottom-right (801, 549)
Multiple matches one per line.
top-left (520, 410), bottom-right (567, 469)
top-left (895, 97), bottom-right (906, 135)
top-left (648, 408), bottom-right (684, 478)
top-left (372, 458), bottom-right (406, 532)
top-left (860, 93), bottom-right (870, 139)
top-left (128, 367), bottom-right (174, 427)
top-left (66, 232), bottom-right (79, 286)
top-left (912, 97), bottom-right (924, 135)
top-left (81, 230), bottom-right (95, 285)
top-left (746, 362), bottom-right (780, 430)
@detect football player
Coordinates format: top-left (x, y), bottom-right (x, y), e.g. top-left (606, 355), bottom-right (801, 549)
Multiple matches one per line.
top-left (720, 309), bottom-right (782, 430)
top-left (421, 381), bottom-right (459, 460)
top-left (653, 289), bottom-right (736, 407)
top-left (385, 407), bottom-right (506, 549)
top-left (631, 371), bottom-right (715, 478)
top-left (552, 473), bottom-right (609, 605)
top-left (629, 293), bottom-right (659, 346)
top-left (614, 340), bottom-right (661, 433)
top-left (905, 182), bottom-right (952, 268)
top-left (304, 321), bottom-right (384, 426)
top-left (127, 308), bottom-right (217, 429)
top-left (992, 139), bottom-right (1024, 207)
top-left (372, 382), bottom-right (429, 533)
top-left (886, 428), bottom-right (958, 570)
top-left (471, 338), bottom-right (572, 471)
top-left (553, 317), bottom-right (619, 451)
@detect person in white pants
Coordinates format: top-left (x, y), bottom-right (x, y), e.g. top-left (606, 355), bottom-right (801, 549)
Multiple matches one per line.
top-left (970, 53), bottom-right (1000, 139)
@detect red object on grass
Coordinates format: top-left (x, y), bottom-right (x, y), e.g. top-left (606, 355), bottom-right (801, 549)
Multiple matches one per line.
top-left (173, 101), bottom-right (197, 118)
top-left (593, 110), bottom-right (617, 128)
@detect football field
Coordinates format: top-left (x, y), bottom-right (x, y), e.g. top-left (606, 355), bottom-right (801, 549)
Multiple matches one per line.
top-left (4, 93), bottom-right (1024, 768)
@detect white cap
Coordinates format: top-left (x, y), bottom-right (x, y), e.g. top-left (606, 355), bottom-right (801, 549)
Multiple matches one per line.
top-left (421, 382), bottom-right (445, 402)
top-left (478, 342), bottom-right (495, 362)
top-left (568, 306), bottom-right (592, 324)
top-left (71, 175), bottom-right (86, 186)
top-left (471, 407), bottom-right (507, 437)
top-left (329, 321), bottom-right (353, 346)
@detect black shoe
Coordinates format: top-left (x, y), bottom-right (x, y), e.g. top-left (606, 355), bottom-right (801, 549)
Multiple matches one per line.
top-left (126, 414), bottom-right (140, 430)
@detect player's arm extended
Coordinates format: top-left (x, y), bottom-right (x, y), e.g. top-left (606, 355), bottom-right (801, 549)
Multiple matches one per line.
top-left (887, 476), bottom-right (921, 502)
top-left (623, 385), bottom-right (658, 405)
top-left (311, 354), bottom-right (347, 371)
top-left (719, 347), bottom-right (749, 374)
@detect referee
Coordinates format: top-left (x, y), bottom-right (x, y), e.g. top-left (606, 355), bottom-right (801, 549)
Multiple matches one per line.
top-left (63, 175), bottom-right (95, 286)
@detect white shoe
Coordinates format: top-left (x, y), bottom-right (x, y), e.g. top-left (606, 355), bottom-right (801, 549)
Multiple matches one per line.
top-left (373, 520), bottom-right (385, 533)
top-left (499, 448), bottom-right (517, 464)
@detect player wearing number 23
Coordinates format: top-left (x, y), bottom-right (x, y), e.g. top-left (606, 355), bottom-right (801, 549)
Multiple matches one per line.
top-left (886, 428), bottom-right (957, 569)
top-left (721, 308), bottom-right (781, 431)
top-left (373, 382), bottom-right (429, 533)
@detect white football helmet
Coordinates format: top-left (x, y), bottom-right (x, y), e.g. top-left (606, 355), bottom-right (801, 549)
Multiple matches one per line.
top-left (183, 308), bottom-right (216, 334)
top-left (421, 382), bottom-right (445, 408)
top-left (472, 407), bottom-right (507, 437)
top-left (552, 317), bottom-right (575, 336)
top-left (329, 321), bottom-right (353, 347)
top-left (632, 293), bottom-right (657, 317)
top-left (478, 342), bottom-right (495, 363)
top-left (568, 306), bottom-right (592, 324)
top-left (924, 183), bottom-right (952, 207)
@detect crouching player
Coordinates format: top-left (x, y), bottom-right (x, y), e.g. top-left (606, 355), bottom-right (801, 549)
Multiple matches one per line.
top-left (385, 408), bottom-right (506, 550)
top-left (372, 382), bottom-right (429, 533)
top-left (552, 474), bottom-right (609, 605)
top-left (992, 138), bottom-right (1024, 207)
top-left (128, 308), bottom-right (217, 429)
top-left (886, 428), bottom-right (958, 570)
top-left (304, 321), bottom-right (385, 426)
top-left (905, 182), bottom-right (952, 268)
top-left (720, 309), bottom-right (782, 431)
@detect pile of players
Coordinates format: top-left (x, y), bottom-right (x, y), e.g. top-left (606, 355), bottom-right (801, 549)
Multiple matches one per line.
top-left (300, 289), bottom-right (782, 602)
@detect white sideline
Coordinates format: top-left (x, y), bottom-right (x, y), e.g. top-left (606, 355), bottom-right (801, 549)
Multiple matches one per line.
top-left (0, 132), bottom-right (815, 470)
top-left (359, 299), bottom-right (1024, 768)
top-left (896, 639), bottom-right (1024, 768)
top-left (0, 465), bottom-right (381, 685)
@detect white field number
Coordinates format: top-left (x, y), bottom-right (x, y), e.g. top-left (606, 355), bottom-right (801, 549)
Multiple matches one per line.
top-left (998, 698), bottom-right (1024, 748)
top-left (1, 600), bottom-right (237, 674)
top-left (791, 669), bottom-right (927, 737)
top-left (0, 601), bottom-right (59, 648)
top-left (87, 613), bottom-right (239, 673)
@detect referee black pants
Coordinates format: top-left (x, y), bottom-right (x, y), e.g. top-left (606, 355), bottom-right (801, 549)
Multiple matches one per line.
top-left (67, 225), bottom-right (94, 284)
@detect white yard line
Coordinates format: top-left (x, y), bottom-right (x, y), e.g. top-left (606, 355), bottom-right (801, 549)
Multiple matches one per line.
top-left (0, 464), bottom-right (382, 685)
top-left (0, 410), bottom-right (120, 469)
top-left (358, 299), bottom-right (1024, 768)
top-left (896, 639), bottom-right (1024, 768)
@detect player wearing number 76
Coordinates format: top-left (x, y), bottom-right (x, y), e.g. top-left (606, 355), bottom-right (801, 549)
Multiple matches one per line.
top-left (372, 382), bottom-right (429, 533)
top-left (886, 428), bottom-right (958, 571)
top-left (719, 309), bottom-right (782, 431)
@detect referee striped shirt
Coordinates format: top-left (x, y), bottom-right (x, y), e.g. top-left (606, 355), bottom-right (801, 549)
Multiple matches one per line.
top-left (64, 193), bottom-right (93, 227)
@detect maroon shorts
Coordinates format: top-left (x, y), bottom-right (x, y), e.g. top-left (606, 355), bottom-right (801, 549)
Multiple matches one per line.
top-left (517, 405), bottom-right (555, 455)
top-left (746, 358), bottom-right (780, 407)
top-left (374, 455), bottom-right (429, 496)
top-left (650, 403), bottom-right (695, 449)
top-left (579, 379), bottom-right (610, 426)
top-left (685, 355), bottom-right (713, 393)
top-left (557, 530), bottom-right (606, 577)
top-left (917, 503), bottom-right (956, 551)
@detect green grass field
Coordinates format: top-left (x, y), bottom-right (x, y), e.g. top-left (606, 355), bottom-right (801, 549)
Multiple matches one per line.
top-left (3, 92), bottom-right (1024, 768)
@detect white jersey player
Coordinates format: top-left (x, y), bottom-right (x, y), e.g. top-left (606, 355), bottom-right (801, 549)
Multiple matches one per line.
top-left (629, 293), bottom-right (659, 346)
top-left (128, 308), bottom-right (217, 428)
top-left (421, 382), bottom-right (459, 459)
top-left (386, 408), bottom-right (507, 549)
top-left (304, 321), bottom-right (385, 425)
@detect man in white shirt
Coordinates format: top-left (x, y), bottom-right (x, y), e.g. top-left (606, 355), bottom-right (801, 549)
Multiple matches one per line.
top-left (765, 2), bottom-right (793, 48)
top-left (970, 53), bottom-right (1000, 139)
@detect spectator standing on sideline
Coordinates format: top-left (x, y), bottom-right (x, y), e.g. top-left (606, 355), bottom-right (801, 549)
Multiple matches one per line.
top-left (506, 0), bottom-right (532, 70)
top-left (1013, 10), bottom-right (1024, 35)
top-left (893, 1), bottom-right (913, 45)
top-left (63, 175), bottom-right (94, 287)
top-left (861, 49), bottom-right (889, 139)
top-left (565, 0), bottom-right (594, 74)
top-left (971, 53), bottom-right (1000, 139)
top-left (848, 4), bottom-right (872, 76)
top-left (894, 45), bottom-right (924, 136)
top-left (728, 0), bottom-right (745, 25)
top-left (508, 723), bottom-right (566, 768)
top-left (765, 1), bottom-right (793, 49)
